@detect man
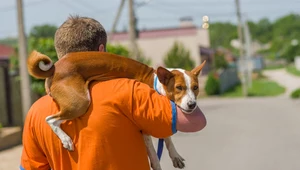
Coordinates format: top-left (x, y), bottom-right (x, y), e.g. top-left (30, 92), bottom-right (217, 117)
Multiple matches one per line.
top-left (20, 15), bottom-right (206, 170)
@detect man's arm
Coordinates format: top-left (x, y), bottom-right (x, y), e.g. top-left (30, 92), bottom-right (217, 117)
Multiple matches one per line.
top-left (128, 80), bottom-right (206, 138)
top-left (20, 103), bottom-right (50, 170)
top-left (176, 106), bottom-right (206, 132)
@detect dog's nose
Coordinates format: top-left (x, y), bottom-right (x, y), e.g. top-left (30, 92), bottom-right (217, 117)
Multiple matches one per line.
top-left (187, 101), bottom-right (196, 109)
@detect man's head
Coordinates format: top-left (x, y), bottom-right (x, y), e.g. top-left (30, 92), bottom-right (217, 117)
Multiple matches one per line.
top-left (54, 15), bottom-right (107, 59)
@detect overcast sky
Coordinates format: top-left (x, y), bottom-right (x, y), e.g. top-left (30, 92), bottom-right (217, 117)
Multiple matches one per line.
top-left (0, 0), bottom-right (299, 39)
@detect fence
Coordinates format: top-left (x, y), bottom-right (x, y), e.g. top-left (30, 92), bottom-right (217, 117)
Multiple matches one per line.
top-left (0, 66), bottom-right (23, 127)
top-left (219, 68), bottom-right (240, 94)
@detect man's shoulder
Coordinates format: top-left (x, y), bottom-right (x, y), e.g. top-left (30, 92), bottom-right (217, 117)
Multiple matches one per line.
top-left (89, 78), bottom-right (154, 100)
top-left (90, 78), bottom-right (149, 90)
top-left (29, 95), bottom-right (58, 116)
top-left (32, 95), bottom-right (55, 107)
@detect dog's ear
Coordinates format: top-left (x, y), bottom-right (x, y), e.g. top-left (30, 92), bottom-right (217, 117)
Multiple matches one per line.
top-left (157, 66), bottom-right (174, 85)
top-left (191, 60), bottom-right (206, 76)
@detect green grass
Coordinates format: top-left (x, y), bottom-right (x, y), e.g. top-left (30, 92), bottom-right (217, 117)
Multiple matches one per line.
top-left (264, 64), bottom-right (285, 70)
top-left (221, 78), bottom-right (285, 97)
top-left (286, 65), bottom-right (300, 77)
top-left (290, 88), bottom-right (300, 99)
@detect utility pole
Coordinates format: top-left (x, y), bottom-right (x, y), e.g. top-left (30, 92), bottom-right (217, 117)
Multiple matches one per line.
top-left (16, 0), bottom-right (32, 122)
top-left (243, 16), bottom-right (253, 88)
top-left (108, 0), bottom-right (126, 43)
top-left (128, 0), bottom-right (139, 60)
top-left (235, 0), bottom-right (247, 97)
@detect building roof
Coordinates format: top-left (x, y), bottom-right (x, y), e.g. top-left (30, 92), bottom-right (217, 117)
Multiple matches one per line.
top-left (109, 26), bottom-right (199, 41)
top-left (0, 44), bottom-right (15, 60)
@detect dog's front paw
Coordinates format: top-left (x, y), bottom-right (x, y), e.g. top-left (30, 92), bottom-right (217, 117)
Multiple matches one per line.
top-left (171, 154), bottom-right (185, 169)
top-left (61, 134), bottom-right (74, 151)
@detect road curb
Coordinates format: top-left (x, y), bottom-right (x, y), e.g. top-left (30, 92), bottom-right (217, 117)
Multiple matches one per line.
top-left (0, 127), bottom-right (22, 151)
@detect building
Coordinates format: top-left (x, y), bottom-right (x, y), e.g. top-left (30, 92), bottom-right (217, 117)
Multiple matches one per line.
top-left (109, 17), bottom-right (211, 69)
top-left (0, 44), bottom-right (14, 61)
top-left (0, 44), bottom-right (15, 126)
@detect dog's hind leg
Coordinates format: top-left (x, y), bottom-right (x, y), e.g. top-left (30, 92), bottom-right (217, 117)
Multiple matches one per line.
top-left (164, 137), bottom-right (185, 169)
top-left (46, 76), bottom-right (91, 151)
top-left (143, 135), bottom-right (162, 170)
top-left (46, 114), bottom-right (74, 151)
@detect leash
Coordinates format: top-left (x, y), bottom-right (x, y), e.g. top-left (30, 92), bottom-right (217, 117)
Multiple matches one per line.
top-left (153, 75), bottom-right (164, 161)
top-left (157, 138), bottom-right (164, 160)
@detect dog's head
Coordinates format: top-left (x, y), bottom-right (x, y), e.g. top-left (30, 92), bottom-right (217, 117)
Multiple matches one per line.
top-left (156, 60), bottom-right (206, 114)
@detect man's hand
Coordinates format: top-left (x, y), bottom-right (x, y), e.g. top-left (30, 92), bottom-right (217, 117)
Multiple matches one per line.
top-left (176, 106), bottom-right (207, 132)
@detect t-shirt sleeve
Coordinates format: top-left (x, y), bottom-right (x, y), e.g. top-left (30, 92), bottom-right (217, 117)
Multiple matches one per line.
top-left (128, 81), bottom-right (177, 138)
top-left (20, 105), bottom-right (51, 170)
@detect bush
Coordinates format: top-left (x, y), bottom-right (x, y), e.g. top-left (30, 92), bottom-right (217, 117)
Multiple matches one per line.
top-left (107, 44), bottom-right (151, 65)
top-left (214, 52), bottom-right (228, 69)
top-left (286, 65), bottom-right (300, 77)
top-left (291, 88), bottom-right (300, 98)
top-left (164, 41), bottom-right (195, 70)
top-left (107, 44), bottom-right (130, 57)
top-left (204, 72), bottom-right (220, 95)
top-left (28, 37), bottom-right (57, 96)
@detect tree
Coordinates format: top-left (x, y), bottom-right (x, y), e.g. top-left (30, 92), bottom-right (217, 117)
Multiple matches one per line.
top-left (267, 14), bottom-right (300, 62)
top-left (107, 44), bottom-right (130, 57)
top-left (209, 22), bottom-right (238, 49)
top-left (28, 37), bottom-right (57, 96)
top-left (214, 51), bottom-right (228, 69)
top-left (25, 24), bottom-right (58, 95)
top-left (6, 24), bottom-right (58, 96)
top-left (0, 37), bottom-right (18, 47)
top-left (164, 41), bottom-right (195, 70)
top-left (248, 18), bottom-right (273, 44)
top-left (272, 14), bottom-right (300, 40)
top-left (107, 43), bottom-right (151, 65)
top-left (29, 24), bottom-right (57, 39)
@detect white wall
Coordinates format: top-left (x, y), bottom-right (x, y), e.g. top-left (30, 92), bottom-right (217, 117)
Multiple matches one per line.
top-left (110, 28), bottom-right (210, 69)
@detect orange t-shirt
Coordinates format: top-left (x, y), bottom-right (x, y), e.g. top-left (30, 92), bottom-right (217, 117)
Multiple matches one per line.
top-left (20, 78), bottom-right (177, 170)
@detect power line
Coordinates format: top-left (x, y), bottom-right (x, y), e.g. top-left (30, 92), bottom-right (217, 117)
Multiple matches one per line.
top-left (59, 0), bottom-right (90, 13)
top-left (0, 0), bottom-right (48, 13)
top-left (149, 0), bottom-right (300, 7)
top-left (58, 0), bottom-right (114, 15)
top-left (108, 0), bottom-right (126, 42)
top-left (72, 0), bottom-right (114, 13)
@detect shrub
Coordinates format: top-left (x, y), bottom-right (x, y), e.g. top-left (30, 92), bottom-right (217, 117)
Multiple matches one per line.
top-left (291, 88), bottom-right (300, 99)
top-left (107, 44), bottom-right (130, 57)
top-left (164, 41), bottom-right (195, 70)
top-left (214, 52), bottom-right (228, 69)
top-left (107, 44), bottom-right (151, 65)
top-left (28, 37), bottom-right (57, 96)
top-left (204, 72), bottom-right (220, 95)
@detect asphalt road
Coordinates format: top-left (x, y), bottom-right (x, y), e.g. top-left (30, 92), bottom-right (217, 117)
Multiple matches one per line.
top-left (157, 97), bottom-right (300, 170)
top-left (1, 97), bottom-right (300, 170)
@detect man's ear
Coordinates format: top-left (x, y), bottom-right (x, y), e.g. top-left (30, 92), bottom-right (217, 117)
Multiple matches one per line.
top-left (191, 60), bottom-right (206, 76)
top-left (157, 67), bottom-right (174, 85)
top-left (99, 44), bottom-right (106, 52)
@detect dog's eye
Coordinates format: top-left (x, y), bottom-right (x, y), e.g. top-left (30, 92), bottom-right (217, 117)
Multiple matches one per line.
top-left (193, 86), bottom-right (198, 90)
top-left (176, 86), bottom-right (183, 90)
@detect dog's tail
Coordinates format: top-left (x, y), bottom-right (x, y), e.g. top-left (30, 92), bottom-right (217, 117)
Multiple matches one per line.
top-left (27, 50), bottom-right (55, 79)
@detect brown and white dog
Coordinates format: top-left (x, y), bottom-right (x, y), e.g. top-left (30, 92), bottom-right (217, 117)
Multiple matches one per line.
top-left (27, 51), bottom-right (206, 170)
